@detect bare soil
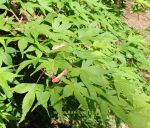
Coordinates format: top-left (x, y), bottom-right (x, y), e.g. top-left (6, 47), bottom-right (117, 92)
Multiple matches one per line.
top-left (123, 0), bottom-right (150, 30)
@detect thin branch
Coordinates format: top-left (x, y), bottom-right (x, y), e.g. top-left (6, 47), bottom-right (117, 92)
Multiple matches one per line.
top-left (36, 69), bottom-right (45, 83)
top-left (9, 9), bottom-right (20, 22)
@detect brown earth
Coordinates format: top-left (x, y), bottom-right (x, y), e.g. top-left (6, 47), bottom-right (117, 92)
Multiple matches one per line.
top-left (123, 0), bottom-right (150, 30)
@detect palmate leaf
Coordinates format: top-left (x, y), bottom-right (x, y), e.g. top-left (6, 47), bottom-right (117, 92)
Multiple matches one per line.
top-left (80, 72), bottom-right (97, 99)
top-left (0, 0), bottom-right (150, 127)
top-left (16, 59), bottom-right (39, 74)
top-left (62, 81), bottom-right (89, 110)
top-left (31, 58), bottom-right (54, 75)
top-left (73, 83), bottom-right (89, 110)
top-left (52, 19), bottom-right (72, 32)
top-left (0, 48), bottom-right (12, 66)
top-left (25, 20), bottom-right (51, 39)
top-left (12, 83), bottom-right (35, 94)
top-left (0, 76), bottom-right (12, 98)
top-left (100, 100), bottom-right (109, 121)
top-left (55, 57), bottom-right (72, 71)
top-left (19, 1), bottom-right (38, 15)
top-left (0, 3), bottom-right (7, 9)
top-left (33, 90), bottom-right (50, 113)
top-left (37, 0), bottom-right (54, 13)
top-left (2, 53), bottom-right (12, 66)
top-left (13, 83), bottom-right (49, 122)
top-left (32, 57), bottom-right (72, 77)
top-left (110, 105), bottom-right (129, 124)
top-left (113, 74), bottom-right (135, 99)
top-left (0, 68), bottom-right (17, 98)
top-left (63, 84), bottom-right (74, 98)
top-left (127, 109), bottom-right (150, 128)
top-left (19, 85), bottom-right (36, 122)
top-left (50, 87), bottom-right (63, 116)
top-left (80, 61), bottom-right (109, 88)
top-left (0, 38), bottom-right (6, 49)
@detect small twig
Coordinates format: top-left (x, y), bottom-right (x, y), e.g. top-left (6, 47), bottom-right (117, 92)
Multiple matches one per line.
top-left (36, 69), bottom-right (45, 83)
top-left (43, 70), bottom-right (52, 78)
top-left (9, 9), bottom-right (20, 22)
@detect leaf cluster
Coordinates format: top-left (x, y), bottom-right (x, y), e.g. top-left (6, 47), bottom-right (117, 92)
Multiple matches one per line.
top-left (0, 0), bottom-right (150, 127)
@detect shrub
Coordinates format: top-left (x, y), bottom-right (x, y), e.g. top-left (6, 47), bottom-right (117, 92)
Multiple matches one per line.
top-left (0, 0), bottom-right (150, 127)
top-left (132, 0), bottom-right (150, 12)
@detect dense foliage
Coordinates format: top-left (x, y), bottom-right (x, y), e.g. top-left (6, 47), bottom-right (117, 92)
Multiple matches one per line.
top-left (0, 0), bottom-right (150, 127)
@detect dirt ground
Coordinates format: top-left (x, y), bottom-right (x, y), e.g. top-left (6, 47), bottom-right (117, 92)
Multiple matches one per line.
top-left (123, 0), bottom-right (150, 41)
top-left (123, 0), bottom-right (150, 29)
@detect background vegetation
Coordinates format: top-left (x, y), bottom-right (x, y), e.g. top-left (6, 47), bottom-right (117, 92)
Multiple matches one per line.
top-left (0, 0), bottom-right (150, 128)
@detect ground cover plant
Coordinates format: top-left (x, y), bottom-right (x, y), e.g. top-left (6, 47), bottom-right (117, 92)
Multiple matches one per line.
top-left (0, 0), bottom-right (150, 128)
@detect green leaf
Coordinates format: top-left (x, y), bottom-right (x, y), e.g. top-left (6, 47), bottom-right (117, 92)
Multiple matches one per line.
top-left (0, 71), bottom-right (17, 98)
top-left (110, 105), bottom-right (128, 123)
top-left (73, 83), bottom-right (88, 110)
top-left (128, 109), bottom-right (150, 128)
top-left (100, 100), bottom-right (109, 121)
top-left (63, 84), bottom-right (73, 98)
top-left (0, 77), bottom-right (12, 98)
top-left (38, 0), bottom-right (54, 13)
top-left (31, 59), bottom-right (53, 75)
top-left (70, 68), bottom-right (81, 77)
top-left (80, 66), bottom-right (109, 88)
top-left (55, 58), bottom-right (72, 71)
top-left (19, 86), bottom-right (36, 122)
top-left (2, 53), bottom-right (12, 66)
top-left (52, 20), bottom-right (72, 32)
top-left (34, 90), bottom-right (50, 112)
top-left (0, 123), bottom-right (6, 128)
top-left (0, 0), bottom-right (6, 4)
top-left (50, 89), bottom-right (63, 116)
top-left (12, 83), bottom-right (34, 94)
top-left (0, 37), bottom-right (6, 49)
top-left (16, 60), bottom-right (35, 74)
top-left (18, 37), bottom-right (28, 57)
top-left (5, 47), bottom-right (17, 54)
